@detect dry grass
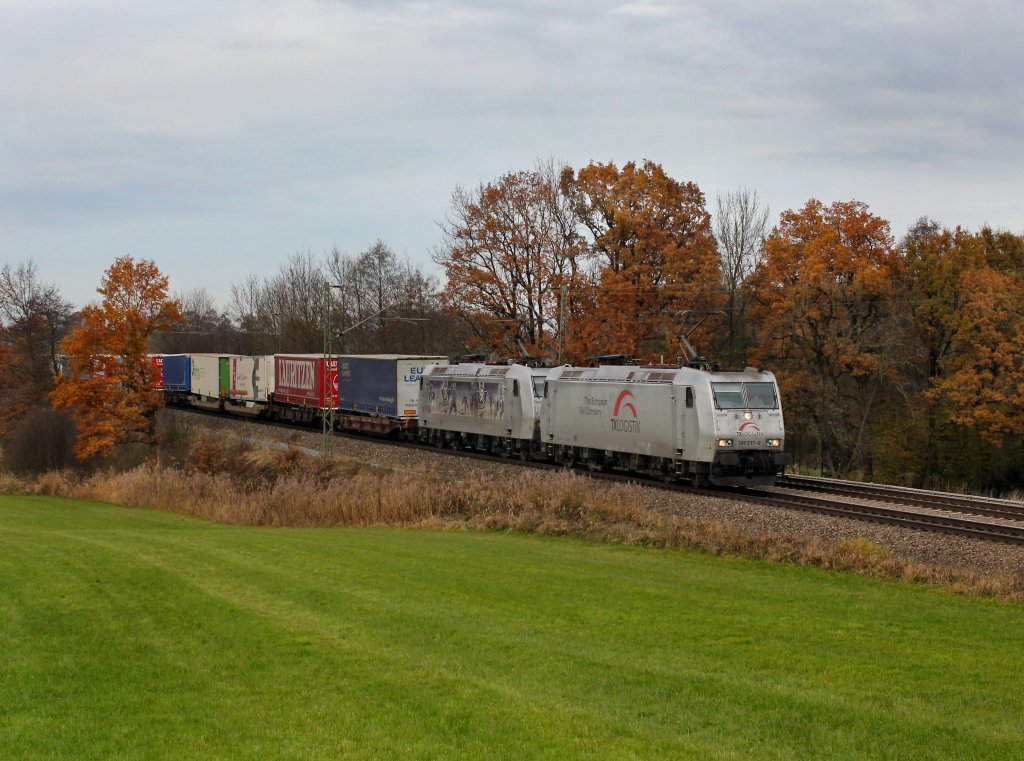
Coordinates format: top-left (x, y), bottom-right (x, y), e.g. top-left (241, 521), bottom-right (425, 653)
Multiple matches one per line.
top-left (7, 431), bottom-right (1024, 601)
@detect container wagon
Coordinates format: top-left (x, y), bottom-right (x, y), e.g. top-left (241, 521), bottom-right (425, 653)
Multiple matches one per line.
top-left (337, 354), bottom-right (448, 436)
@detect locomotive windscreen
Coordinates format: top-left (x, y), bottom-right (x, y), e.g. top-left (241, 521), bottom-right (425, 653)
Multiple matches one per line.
top-left (711, 382), bottom-right (778, 410)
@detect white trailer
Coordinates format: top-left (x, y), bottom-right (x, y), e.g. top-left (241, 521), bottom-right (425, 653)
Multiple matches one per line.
top-left (190, 354), bottom-right (232, 402)
top-left (228, 355), bottom-right (275, 404)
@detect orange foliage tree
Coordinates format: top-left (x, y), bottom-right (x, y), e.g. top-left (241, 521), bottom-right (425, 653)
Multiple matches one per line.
top-left (51, 256), bottom-right (182, 460)
top-left (896, 220), bottom-right (988, 485)
top-left (752, 199), bottom-right (903, 477)
top-left (560, 160), bottom-right (721, 362)
top-left (931, 229), bottom-right (1024, 446)
top-left (434, 161), bottom-right (586, 359)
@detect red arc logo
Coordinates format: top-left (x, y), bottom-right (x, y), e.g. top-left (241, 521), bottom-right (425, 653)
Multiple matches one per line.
top-left (613, 389), bottom-right (638, 417)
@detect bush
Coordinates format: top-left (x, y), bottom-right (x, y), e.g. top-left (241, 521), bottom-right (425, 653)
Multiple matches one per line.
top-left (153, 409), bottom-right (197, 468)
top-left (2, 407), bottom-right (77, 475)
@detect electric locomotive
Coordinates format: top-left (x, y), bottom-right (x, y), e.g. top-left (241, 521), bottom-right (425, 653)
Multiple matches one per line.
top-left (542, 364), bottom-right (789, 486)
top-left (417, 362), bottom-right (546, 457)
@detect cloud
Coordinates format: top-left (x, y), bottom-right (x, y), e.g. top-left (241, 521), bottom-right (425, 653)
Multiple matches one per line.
top-left (1, 1), bottom-right (1022, 306)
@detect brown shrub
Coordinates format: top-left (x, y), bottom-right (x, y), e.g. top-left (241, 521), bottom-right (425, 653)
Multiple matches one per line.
top-left (30, 469), bottom-right (78, 496)
top-left (22, 431), bottom-right (1024, 601)
top-left (0, 472), bottom-right (27, 494)
top-left (2, 408), bottom-right (77, 475)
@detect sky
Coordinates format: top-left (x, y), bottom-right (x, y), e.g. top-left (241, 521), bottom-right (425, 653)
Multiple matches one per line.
top-left (2, 0), bottom-right (1022, 309)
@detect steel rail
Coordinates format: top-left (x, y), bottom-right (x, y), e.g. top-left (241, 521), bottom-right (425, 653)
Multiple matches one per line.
top-left (776, 474), bottom-right (1024, 522)
top-left (733, 487), bottom-right (1024, 546)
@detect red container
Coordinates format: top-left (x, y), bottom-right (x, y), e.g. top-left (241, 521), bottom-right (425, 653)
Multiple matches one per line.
top-left (149, 354), bottom-right (165, 389)
top-left (273, 354), bottom-right (338, 409)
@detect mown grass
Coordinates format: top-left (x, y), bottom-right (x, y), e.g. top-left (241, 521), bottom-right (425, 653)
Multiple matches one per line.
top-left (1, 495), bottom-right (1023, 760)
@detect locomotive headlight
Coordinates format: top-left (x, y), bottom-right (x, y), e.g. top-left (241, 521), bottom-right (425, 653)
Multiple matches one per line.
top-left (767, 439), bottom-right (781, 448)
top-left (717, 439), bottom-right (733, 448)
top-left (744, 411), bottom-right (753, 421)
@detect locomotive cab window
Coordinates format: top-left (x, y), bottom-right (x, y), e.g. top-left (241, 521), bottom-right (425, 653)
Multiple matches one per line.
top-left (711, 382), bottom-right (745, 409)
top-left (745, 383), bottom-right (777, 409)
top-left (685, 387), bottom-right (694, 408)
top-left (711, 382), bottom-right (778, 410)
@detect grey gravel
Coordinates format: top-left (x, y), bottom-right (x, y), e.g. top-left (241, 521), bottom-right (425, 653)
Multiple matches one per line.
top-left (172, 409), bottom-right (1024, 580)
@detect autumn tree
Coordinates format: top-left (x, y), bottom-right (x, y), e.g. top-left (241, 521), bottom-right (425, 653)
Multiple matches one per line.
top-left (327, 241), bottom-right (450, 354)
top-left (227, 251), bottom-right (326, 353)
top-left (435, 160), bottom-right (586, 359)
top-left (152, 287), bottom-right (233, 354)
top-left (227, 245), bottom-right (445, 356)
top-left (931, 229), bottom-right (1024, 450)
top-left (0, 262), bottom-right (73, 431)
top-left (887, 220), bottom-right (988, 485)
top-left (561, 160), bottom-right (721, 362)
top-left (752, 199), bottom-right (903, 478)
top-left (51, 256), bottom-right (182, 460)
top-left (714, 187), bottom-right (770, 366)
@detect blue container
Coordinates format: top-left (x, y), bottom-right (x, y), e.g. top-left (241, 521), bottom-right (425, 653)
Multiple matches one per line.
top-left (337, 355), bottom-right (446, 418)
top-left (338, 356), bottom-right (400, 416)
top-left (162, 354), bottom-right (191, 392)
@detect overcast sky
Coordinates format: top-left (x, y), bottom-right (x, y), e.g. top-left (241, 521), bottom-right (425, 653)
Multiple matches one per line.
top-left (3, 0), bottom-right (1022, 308)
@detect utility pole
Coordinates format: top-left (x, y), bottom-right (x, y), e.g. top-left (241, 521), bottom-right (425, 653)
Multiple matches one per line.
top-left (322, 282), bottom-right (340, 458)
top-left (321, 291), bottom-right (399, 457)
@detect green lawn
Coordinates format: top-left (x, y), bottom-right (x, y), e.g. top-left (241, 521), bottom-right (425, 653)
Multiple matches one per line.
top-left (0, 496), bottom-right (1021, 760)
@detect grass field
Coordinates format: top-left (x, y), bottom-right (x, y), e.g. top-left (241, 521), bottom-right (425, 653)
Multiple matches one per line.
top-left (1, 495), bottom-right (1022, 760)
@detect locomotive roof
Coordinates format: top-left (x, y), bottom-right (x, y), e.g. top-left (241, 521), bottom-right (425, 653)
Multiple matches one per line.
top-left (336, 354), bottom-right (449, 360)
top-left (552, 365), bottom-right (772, 383)
top-left (426, 362), bottom-right (533, 377)
top-left (275, 353), bottom-right (447, 360)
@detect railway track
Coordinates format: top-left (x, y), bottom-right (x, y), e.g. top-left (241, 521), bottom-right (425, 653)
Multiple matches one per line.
top-left (173, 407), bottom-right (1024, 547)
top-left (737, 476), bottom-right (1024, 546)
top-left (776, 474), bottom-right (1024, 521)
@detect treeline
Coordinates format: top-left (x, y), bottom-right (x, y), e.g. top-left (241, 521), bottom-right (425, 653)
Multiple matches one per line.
top-left (432, 159), bottom-right (1024, 492)
top-left (154, 243), bottom-right (465, 356)
top-left (2, 158), bottom-right (1024, 491)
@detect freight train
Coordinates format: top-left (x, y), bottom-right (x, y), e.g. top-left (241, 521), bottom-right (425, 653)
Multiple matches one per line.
top-left (149, 351), bottom-right (790, 487)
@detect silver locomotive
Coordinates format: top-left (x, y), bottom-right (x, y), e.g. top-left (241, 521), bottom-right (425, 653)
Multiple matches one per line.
top-left (418, 361), bottom-right (789, 486)
top-left (542, 364), bottom-right (788, 486)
